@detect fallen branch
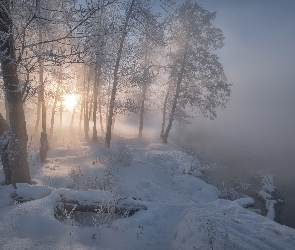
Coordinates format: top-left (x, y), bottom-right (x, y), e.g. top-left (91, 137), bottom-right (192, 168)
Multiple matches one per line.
top-left (61, 198), bottom-right (147, 216)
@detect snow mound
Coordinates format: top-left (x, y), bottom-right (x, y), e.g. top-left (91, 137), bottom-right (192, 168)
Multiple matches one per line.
top-left (0, 192), bottom-right (66, 250)
top-left (16, 183), bottom-right (55, 201)
top-left (56, 188), bottom-right (113, 205)
top-left (172, 199), bottom-right (295, 250)
top-left (234, 197), bottom-right (255, 208)
top-left (0, 137), bottom-right (294, 249)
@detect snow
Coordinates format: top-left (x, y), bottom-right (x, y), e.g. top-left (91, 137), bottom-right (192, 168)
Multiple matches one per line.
top-left (56, 188), bottom-right (113, 205)
top-left (261, 173), bottom-right (276, 193)
top-left (258, 172), bottom-right (280, 221)
top-left (0, 134), bottom-right (294, 249)
top-left (234, 197), bottom-right (255, 208)
top-left (16, 183), bottom-right (55, 201)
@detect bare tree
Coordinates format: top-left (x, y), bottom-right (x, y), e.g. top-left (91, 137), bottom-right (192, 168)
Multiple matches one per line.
top-left (0, 0), bottom-right (31, 185)
top-left (105, 0), bottom-right (171, 145)
top-left (105, 0), bottom-right (136, 147)
top-left (50, 66), bottom-right (62, 138)
top-left (0, 0), bottom-right (116, 184)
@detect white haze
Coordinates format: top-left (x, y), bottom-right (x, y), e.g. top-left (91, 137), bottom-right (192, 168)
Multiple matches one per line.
top-left (177, 0), bottom-right (295, 227)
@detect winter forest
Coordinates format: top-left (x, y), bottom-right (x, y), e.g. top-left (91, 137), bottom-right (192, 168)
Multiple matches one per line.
top-left (0, 0), bottom-right (294, 249)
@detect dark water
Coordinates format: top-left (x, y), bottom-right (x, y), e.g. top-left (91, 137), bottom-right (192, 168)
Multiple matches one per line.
top-left (174, 130), bottom-right (295, 229)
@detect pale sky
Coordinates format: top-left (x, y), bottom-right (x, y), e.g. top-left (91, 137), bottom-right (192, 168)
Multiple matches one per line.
top-left (181, 1), bottom-right (295, 228)
top-left (188, 0), bottom-right (295, 150)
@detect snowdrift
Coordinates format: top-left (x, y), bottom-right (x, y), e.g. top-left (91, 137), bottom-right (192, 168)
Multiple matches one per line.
top-left (0, 137), bottom-right (294, 249)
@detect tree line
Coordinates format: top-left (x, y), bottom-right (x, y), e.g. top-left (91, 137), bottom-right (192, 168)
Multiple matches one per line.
top-left (0, 0), bottom-right (231, 186)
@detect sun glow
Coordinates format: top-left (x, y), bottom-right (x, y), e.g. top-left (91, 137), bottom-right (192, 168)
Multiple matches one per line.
top-left (62, 93), bottom-right (77, 110)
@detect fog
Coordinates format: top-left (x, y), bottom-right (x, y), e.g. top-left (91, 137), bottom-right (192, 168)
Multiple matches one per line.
top-left (178, 0), bottom-right (295, 227)
top-left (1, 0), bottom-right (294, 230)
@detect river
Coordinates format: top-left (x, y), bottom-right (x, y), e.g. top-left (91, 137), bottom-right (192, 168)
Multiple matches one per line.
top-left (173, 128), bottom-right (295, 229)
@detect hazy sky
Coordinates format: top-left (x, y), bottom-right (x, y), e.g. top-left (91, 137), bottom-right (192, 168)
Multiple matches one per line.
top-left (177, 1), bottom-right (295, 228)
top-left (183, 0), bottom-right (295, 150)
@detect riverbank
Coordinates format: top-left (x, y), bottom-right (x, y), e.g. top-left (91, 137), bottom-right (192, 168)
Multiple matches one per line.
top-left (172, 132), bottom-right (295, 229)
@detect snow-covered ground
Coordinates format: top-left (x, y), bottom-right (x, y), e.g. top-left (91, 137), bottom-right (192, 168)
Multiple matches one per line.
top-left (0, 132), bottom-right (294, 249)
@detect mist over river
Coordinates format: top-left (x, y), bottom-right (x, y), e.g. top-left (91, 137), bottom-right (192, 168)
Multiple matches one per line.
top-left (174, 0), bottom-right (295, 229)
top-left (175, 124), bottom-right (295, 229)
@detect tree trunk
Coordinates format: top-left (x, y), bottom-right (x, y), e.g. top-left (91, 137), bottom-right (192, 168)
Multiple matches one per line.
top-left (50, 66), bottom-right (62, 138)
top-left (138, 43), bottom-right (149, 138)
top-left (88, 92), bottom-right (93, 121)
top-left (70, 105), bottom-right (76, 130)
top-left (94, 4), bottom-right (104, 137)
top-left (160, 84), bottom-right (170, 139)
top-left (0, 113), bottom-right (11, 184)
top-left (92, 66), bottom-right (98, 141)
top-left (79, 65), bottom-right (86, 134)
top-left (39, 31), bottom-right (48, 162)
top-left (105, 74), bottom-right (111, 129)
top-left (84, 67), bottom-right (90, 141)
top-left (79, 98), bottom-right (84, 133)
top-left (99, 98), bottom-right (104, 134)
top-left (138, 83), bottom-right (147, 138)
top-left (5, 77), bottom-right (30, 185)
top-left (162, 44), bottom-right (188, 144)
top-left (35, 92), bottom-right (41, 134)
top-left (35, 3), bottom-right (44, 136)
top-left (4, 95), bottom-right (9, 124)
top-left (98, 82), bottom-right (104, 134)
top-left (59, 103), bottom-right (63, 128)
top-left (105, 0), bottom-right (136, 147)
top-left (0, 0), bottom-right (31, 185)
top-left (111, 113), bottom-right (116, 132)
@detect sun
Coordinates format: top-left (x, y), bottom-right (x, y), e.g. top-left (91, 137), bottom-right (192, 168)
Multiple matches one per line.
top-left (62, 93), bottom-right (77, 110)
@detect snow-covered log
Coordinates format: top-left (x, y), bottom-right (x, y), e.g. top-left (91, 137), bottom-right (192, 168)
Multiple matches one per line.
top-left (14, 185), bottom-right (147, 217)
top-left (57, 190), bottom-right (147, 216)
top-left (61, 199), bottom-right (147, 216)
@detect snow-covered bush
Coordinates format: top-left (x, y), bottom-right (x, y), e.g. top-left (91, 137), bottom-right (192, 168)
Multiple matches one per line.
top-left (69, 166), bottom-right (83, 180)
top-left (202, 219), bottom-right (233, 250)
top-left (98, 142), bottom-right (133, 167)
top-left (116, 142), bottom-right (133, 167)
top-left (182, 157), bottom-right (203, 177)
top-left (82, 169), bottom-right (119, 194)
top-left (66, 165), bottom-right (120, 195)
top-left (257, 172), bottom-right (281, 220)
top-left (217, 180), bottom-right (250, 201)
top-left (68, 166), bottom-right (83, 189)
top-left (27, 135), bottom-right (39, 165)
top-left (82, 173), bottom-right (102, 191)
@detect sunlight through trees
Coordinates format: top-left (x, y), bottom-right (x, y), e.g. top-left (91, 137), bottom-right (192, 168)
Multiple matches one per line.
top-left (0, 0), bottom-right (230, 184)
